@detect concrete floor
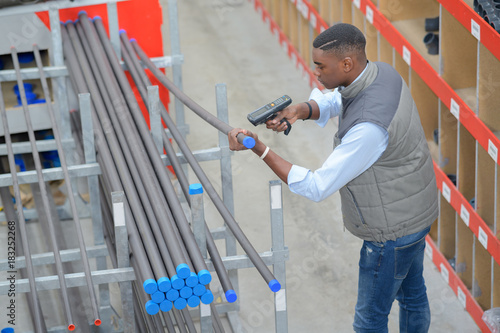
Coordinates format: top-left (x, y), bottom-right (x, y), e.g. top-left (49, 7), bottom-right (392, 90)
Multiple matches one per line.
top-left (165, 0), bottom-right (481, 332)
top-left (0, 0), bottom-right (482, 332)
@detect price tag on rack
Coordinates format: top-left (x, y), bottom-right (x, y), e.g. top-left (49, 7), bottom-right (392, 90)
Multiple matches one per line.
top-left (366, 6), bottom-right (374, 24)
top-left (440, 263), bottom-right (449, 284)
top-left (471, 19), bottom-right (481, 41)
top-left (450, 98), bottom-right (460, 120)
top-left (353, 0), bottom-right (361, 9)
top-left (460, 204), bottom-right (470, 227)
top-left (403, 46), bottom-right (411, 66)
top-left (442, 181), bottom-right (451, 203)
top-left (478, 226), bottom-right (488, 250)
top-left (457, 287), bottom-right (467, 309)
top-left (310, 13), bottom-right (317, 30)
top-left (488, 139), bottom-right (498, 163)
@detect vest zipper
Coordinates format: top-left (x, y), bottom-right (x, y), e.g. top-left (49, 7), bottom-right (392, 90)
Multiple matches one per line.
top-left (346, 187), bottom-right (367, 226)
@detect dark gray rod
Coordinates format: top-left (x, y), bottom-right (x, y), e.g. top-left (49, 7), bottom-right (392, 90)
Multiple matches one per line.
top-left (32, 44), bottom-right (101, 326)
top-left (76, 14), bottom-right (189, 275)
top-left (61, 22), bottom-right (167, 283)
top-left (0, 142), bottom-right (44, 332)
top-left (11, 47), bottom-right (75, 331)
top-left (131, 40), bottom-right (280, 292)
top-left (120, 33), bottom-right (237, 301)
top-left (73, 20), bottom-right (179, 279)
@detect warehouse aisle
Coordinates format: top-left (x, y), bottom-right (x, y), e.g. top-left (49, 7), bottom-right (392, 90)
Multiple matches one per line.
top-left (164, 0), bottom-right (481, 332)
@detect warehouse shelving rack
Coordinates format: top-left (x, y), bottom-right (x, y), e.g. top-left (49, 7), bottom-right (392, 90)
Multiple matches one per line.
top-left (249, 0), bottom-right (500, 331)
top-left (0, 0), bottom-right (290, 332)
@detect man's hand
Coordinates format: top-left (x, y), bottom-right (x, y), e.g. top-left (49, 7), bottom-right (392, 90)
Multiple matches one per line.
top-left (265, 104), bottom-right (301, 133)
top-left (228, 128), bottom-right (259, 151)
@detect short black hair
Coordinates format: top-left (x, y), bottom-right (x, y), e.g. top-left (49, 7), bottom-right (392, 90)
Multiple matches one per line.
top-left (313, 23), bottom-right (366, 58)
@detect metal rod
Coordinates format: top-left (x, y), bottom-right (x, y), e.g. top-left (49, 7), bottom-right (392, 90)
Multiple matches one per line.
top-left (32, 44), bottom-right (101, 327)
top-left (10, 46), bottom-right (75, 331)
top-left (130, 40), bottom-right (255, 149)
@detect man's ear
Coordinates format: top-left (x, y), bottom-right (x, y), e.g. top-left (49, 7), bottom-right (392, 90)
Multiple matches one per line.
top-left (342, 57), bottom-right (353, 73)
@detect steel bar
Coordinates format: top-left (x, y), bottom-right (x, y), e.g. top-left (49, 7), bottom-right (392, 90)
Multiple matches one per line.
top-left (130, 39), bottom-right (281, 293)
top-left (61, 23), bottom-right (167, 285)
top-left (74, 16), bottom-right (190, 278)
top-left (131, 41), bottom-right (255, 149)
top-left (11, 46), bottom-right (75, 331)
top-left (119, 33), bottom-right (238, 301)
top-left (33, 44), bottom-right (101, 327)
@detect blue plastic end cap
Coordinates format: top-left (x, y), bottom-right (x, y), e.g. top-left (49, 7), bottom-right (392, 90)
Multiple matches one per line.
top-left (151, 291), bottom-right (165, 304)
top-left (201, 290), bottom-right (214, 305)
top-left (1, 328), bottom-right (14, 333)
top-left (269, 279), bottom-right (281, 292)
top-left (145, 300), bottom-right (160, 315)
top-left (180, 286), bottom-right (193, 299)
top-left (93, 16), bottom-right (102, 21)
top-left (197, 270), bottom-right (212, 285)
top-left (173, 297), bottom-right (187, 310)
top-left (65, 19), bottom-right (73, 25)
top-left (119, 29), bottom-right (127, 34)
top-left (189, 183), bottom-right (203, 195)
top-left (130, 38), bottom-right (137, 42)
top-left (159, 300), bottom-right (173, 312)
top-left (193, 284), bottom-right (206, 296)
top-left (185, 272), bottom-right (198, 287)
top-left (225, 290), bottom-right (237, 303)
top-left (157, 277), bottom-right (171, 292)
top-left (243, 136), bottom-right (256, 149)
top-left (176, 263), bottom-right (191, 279)
top-left (78, 10), bottom-right (87, 16)
top-left (143, 279), bottom-right (157, 294)
top-left (166, 289), bottom-right (179, 302)
top-left (187, 295), bottom-right (200, 308)
top-left (171, 275), bottom-right (185, 290)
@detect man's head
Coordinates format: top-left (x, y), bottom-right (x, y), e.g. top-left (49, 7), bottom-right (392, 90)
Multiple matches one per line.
top-left (312, 23), bottom-right (367, 89)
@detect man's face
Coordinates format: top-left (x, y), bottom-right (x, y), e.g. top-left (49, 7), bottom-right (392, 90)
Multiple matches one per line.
top-left (312, 47), bottom-right (346, 90)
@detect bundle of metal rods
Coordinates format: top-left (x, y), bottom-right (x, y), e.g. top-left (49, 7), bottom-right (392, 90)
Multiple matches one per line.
top-left (58, 9), bottom-right (281, 330)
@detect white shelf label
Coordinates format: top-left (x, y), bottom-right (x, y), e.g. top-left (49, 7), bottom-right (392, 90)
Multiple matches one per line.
top-left (450, 98), bottom-right (460, 120)
top-left (478, 226), bottom-right (488, 249)
top-left (275, 289), bottom-right (287, 311)
top-left (403, 45), bottom-right (411, 66)
top-left (271, 185), bottom-right (282, 210)
top-left (366, 6), bottom-right (374, 24)
top-left (297, 0), bottom-right (309, 20)
top-left (425, 240), bottom-right (433, 260)
top-left (457, 287), bottom-right (467, 309)
top-left (442, 182), bottom-right (451, 203)
top-left (440, 263), bottom-right (449, 284)
top-left (460, 204), bottom-right (470, 227)
top-left (471, 19), bottom-right (481, 41)
top-left (320, 25), bottom-right (326, 33)
top-left (310, 13), bottom-right (317, 29)
top-left (353, 0), bottom-right (361, 8)
top-left (488, 139), bottom-right (498, 163)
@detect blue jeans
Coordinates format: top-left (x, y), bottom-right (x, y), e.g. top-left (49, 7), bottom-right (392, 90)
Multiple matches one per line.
top-left (353, 227), bottom-right (431, 333)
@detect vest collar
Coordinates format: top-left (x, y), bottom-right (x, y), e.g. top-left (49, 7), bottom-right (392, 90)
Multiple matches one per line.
top-left (338, 61), bottom-right (378, 99)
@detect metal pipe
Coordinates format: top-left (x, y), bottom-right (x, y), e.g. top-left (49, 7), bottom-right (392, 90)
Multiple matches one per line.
top-left (130, 40), bottom-right (255, 148)
top-left (32, 44), bottom-right (101, 327)
top-left (131, 40), bottom-right (281, 293)
top-left (75, 15), bottom-right (190, 276)
top-left (120, 33), bottom-right (238, 301)
top-left (11, 46), bottom-right (75, 331)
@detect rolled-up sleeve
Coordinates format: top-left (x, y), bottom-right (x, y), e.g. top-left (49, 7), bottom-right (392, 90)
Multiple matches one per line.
top-left (287, 122), bottom-right (389, 202)
top-left (308, 88), bottom-right (342, 128)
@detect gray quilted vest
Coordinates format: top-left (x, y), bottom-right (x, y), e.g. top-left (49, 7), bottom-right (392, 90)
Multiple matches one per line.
top-left (334, 61), bottom-right (438, 242)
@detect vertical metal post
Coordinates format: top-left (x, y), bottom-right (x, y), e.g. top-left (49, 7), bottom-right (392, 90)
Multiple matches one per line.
top-left (200, 303), bottom-right (212, 333)
top-left (269, 180), bottom-right (288, 333)
top-left (80, 93), bottom-right (112, 331)
top-left (113, 191), bottom-right (135, 333)
top-left (148, 85), bottom-right (162, 154)
top-left (49, 5), bottom-right (72, 164)
top-left (107, 2), bottom-right (121, 59)
top-left (168, 0), bottom-right (187, 138)
top-left (190, 184), bottom-right (207, 258)
top-left (215, 83), bottom-right (240, 310)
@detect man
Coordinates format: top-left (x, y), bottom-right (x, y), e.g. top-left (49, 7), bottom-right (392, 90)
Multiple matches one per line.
top-left (228, 23), bottom-right (438, 332)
